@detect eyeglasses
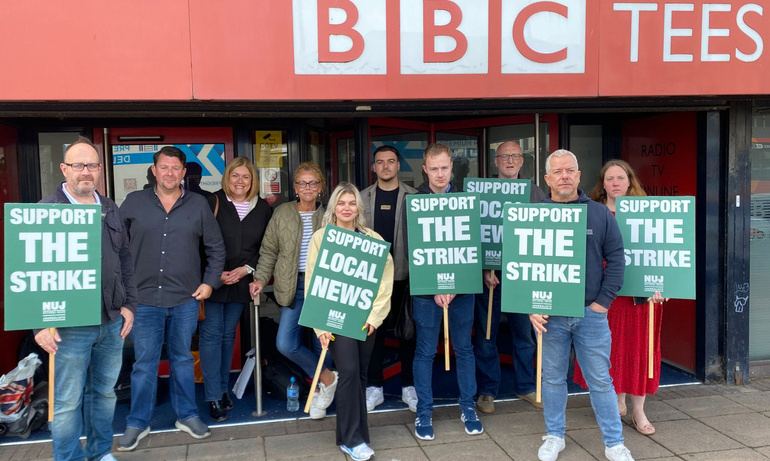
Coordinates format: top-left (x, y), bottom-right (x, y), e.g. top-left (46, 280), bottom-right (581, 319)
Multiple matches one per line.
top-left (295, 181), bottom-right (320, 188)
top-left (496, 154), bottom-right (523, 161)
top-left (64, 162), bottom-right (101, 171)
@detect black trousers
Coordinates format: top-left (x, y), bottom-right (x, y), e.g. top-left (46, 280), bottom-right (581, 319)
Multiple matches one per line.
top-left (366, 279), bottom-right (415, 387)
top-left (330, 332), bottom-right (376, 447)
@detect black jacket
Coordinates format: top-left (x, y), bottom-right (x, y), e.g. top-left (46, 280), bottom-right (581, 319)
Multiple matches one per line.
top-left (206, 189), bottom-right (272, 303)
top-left (40, 184), bottom-right (138, 323)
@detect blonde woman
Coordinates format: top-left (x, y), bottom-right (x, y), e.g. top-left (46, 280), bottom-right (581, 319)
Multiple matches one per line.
top-left (309, 182), bottom-right (393, 461)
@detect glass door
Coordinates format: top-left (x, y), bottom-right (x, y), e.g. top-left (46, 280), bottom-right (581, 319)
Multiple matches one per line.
top-left (107, 127), bottom-right (234, 206)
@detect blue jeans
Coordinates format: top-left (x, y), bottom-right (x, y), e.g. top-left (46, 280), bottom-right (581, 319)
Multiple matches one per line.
top-left (276, 274), bottom-right (331, 377)
top-left (473, 273), bottom-right (536, 396)
top-left (412, 294), bottom-right (476, 416)
top-left (541, 306), bottom-right (624, 447)
top-left (126, 299), bottom-right (199, 430)
top-left (51, 317), bottom-right (124, 461)
top-left (199, 301), bottom-right (245, 401)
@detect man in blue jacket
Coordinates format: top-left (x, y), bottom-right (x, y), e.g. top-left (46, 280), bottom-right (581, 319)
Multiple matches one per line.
top-left (35, 137), bottom-right (138, 461)
top-left (529, 150), bottom-right (633, 461)
top-left (410, 143), bottom-right (483, 441)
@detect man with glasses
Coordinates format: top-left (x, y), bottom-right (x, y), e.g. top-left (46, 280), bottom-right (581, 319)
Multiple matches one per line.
top-left (35, 137), bottom-right (138, 461)
top-left (473, 140), bottom-right (546, 414)
top-left (118, 146), bottom-right (225, 450)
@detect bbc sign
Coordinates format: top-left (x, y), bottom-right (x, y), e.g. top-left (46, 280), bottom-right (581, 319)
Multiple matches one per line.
top-left (292, 0), bottom-right (586, 75)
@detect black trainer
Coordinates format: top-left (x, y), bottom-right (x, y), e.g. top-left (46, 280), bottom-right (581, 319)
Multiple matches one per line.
top-left (208, 400), bottom-right (228, 422)
top-left (221, 392), bottom-right (234, 411)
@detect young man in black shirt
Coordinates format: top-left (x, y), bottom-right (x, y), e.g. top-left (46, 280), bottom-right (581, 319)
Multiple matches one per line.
top-left (361, 145), bottom-right (417, 412)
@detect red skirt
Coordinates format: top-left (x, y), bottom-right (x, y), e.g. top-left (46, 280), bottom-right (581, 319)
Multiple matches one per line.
top-left (573, 296), bottom-right (663, 396)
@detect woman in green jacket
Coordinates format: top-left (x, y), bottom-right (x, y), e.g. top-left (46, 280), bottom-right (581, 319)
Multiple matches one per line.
top-left (249, 162), bottom-right (337, 419)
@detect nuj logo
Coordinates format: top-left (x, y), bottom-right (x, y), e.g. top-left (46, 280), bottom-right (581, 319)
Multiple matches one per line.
top-left (644, 275), bottom-right (664, 284)
top-left (42, 301), bottom-right (66, 311)
top-left (485, 250), bottom-right (501, 259)
top-left (437, 273), bottom-right (455, 281)
top-left (532, 291), bottom-right (552, 300)
top-left (328, 309), bottom-right (346, 321)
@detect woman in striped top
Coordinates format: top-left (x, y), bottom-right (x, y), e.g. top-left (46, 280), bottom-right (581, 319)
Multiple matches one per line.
top-left (200, 157), bottom-right (272, 422)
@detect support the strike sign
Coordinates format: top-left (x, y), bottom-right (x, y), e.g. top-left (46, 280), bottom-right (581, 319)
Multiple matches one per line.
top-left (299, 226), bottom-right (391, 341)
top-left (4, 203), bottom-right (102, 330)
top-left (407, 193), bottom-right (482, 295)
top-left (615, 197), bottom-right (695, 300)
top-left (501, 203), bottom-right (587, 317)
top-left (463, 178), bottom-right (531, 270)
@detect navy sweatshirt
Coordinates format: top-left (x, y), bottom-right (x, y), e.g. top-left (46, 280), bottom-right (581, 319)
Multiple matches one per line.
top-left (542, 190), bottom-right (625, 310)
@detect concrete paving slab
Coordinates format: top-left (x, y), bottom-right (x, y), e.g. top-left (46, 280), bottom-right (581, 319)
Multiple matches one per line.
top-left (478, 409), bottom-right (544, 438)
top-left (420, 438), bottom-right (510, 461)
top-left (263, 430), bottom-right (339, 459)
top-left (756, 446), bottom-right (770, 458)
top-left (724, 392), bottom-right (770, 412)
top-left (647, 419), bottom-right (743, 455)
top-left (494, 433), bottom-right (551, 461)
top-left (369, 424), bottom-right (419, 450)
top-left (568, 426), bottom-right (673, 460)
top-left (678, 448), bottom-right (770, 460)
top-left (700, 412), bottom-right (770, 448)
top-left (186, 438), bottom-right (264, 460)
top-left (373, 446), bottom-right (430, 461)
top-left (565, 392), bottom-right (594, 409)
top-left (270, 454), bottom-right (346, 461)
top-left (622, 399), bottom-right (690, 422)
top-left (564, 406), bottom-right (602, 431)
top-left (666, 395), bottom-right (754, 418)
top-left (490, 397), bottom-right (543, 415)
top-left (113, 445), bottom-right (188, 461)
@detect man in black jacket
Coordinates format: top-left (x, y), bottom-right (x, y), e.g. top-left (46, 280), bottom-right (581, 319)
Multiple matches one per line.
top-left (35, 137), bottom-right (138, 461)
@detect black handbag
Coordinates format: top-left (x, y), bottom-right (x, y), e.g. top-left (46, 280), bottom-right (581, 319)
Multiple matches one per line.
top-left (393, 286), bottom-right (415, 340)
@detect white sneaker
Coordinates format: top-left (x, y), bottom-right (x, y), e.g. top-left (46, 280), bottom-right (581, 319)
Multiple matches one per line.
top-left (309, 392), bottom-right (326, 420)
top-left (401, 386), bottom-right (418, 412)
top-left (605, 444), bottom-right (635, 461)
top-left (316, 371), bottom-right (339, 409)
top-left (340, 442), bottom-right (374, 460)
top-left (365, 386), bottom-right (384, 412)
top-left (538, 435), bottom-right (565, 461)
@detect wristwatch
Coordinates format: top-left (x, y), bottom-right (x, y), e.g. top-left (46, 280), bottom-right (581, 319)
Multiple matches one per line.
top-left (245, 265), bottom-right (254, 275)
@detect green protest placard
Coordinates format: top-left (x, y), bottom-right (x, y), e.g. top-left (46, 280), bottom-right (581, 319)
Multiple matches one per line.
top-left (501, 203), bottom-right (587, 317)
top-left (407, 192), bottom-right (482, 295)
top-left (464, 178), bottom-right (531, 269)
top-left (4, 203), bottom-right (102, 330)
top-left (615, 196), bottom-right (696, 299)
top-left (299, 226), bottom-right (391, 341)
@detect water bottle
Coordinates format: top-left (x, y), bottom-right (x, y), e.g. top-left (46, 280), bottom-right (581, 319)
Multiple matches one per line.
top-left (287, 377), bottom-right (300, 412)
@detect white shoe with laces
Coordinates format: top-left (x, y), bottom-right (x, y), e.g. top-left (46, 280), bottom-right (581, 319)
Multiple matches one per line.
top-left (365, 386), bottom-right (384, 412)
top-left (605, 444), bottom-right (635, 461)
top-left (309, 392), bottom-right (326, 419)
top-left (538, 435), bottom-right (565, 461)
top-left (316, 370), bottom-right (339, 409)
top-left (401, 386), bottom-right (418, 412)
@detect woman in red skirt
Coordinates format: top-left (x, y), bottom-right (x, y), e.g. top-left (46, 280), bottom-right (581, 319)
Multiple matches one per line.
top-left (573, 159), bottom-right (665, 436)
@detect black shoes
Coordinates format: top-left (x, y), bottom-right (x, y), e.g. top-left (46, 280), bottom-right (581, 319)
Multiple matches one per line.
top-left (221, 392), bottom-right (234, 411)
top-left (208, 400), bottom-right (228, 422)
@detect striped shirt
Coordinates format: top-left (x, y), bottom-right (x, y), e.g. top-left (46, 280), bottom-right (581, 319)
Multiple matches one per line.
top-left (298, 211), bottom-right (314, 271)
top-left (229, 197), bottom-right (250, 221)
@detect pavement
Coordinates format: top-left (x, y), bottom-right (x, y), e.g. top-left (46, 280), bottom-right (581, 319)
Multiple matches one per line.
top-left (2, 378), bottom-right (769, 461)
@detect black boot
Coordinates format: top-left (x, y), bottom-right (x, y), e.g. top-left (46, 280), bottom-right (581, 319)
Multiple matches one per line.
top-left (208, 400), bottom-right (228, 422)
top-left (221, 392), bottom-right (234, 411)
